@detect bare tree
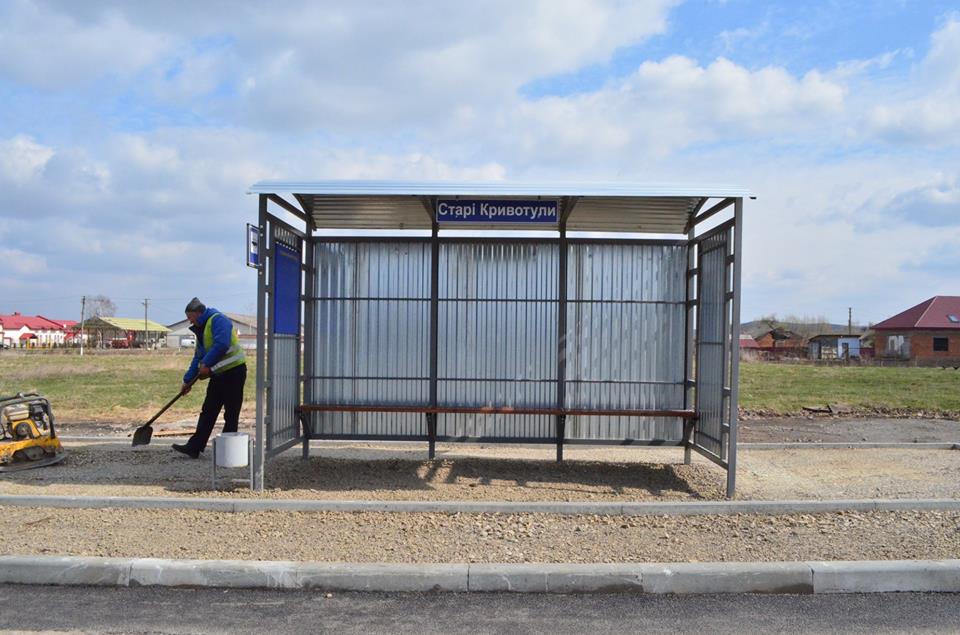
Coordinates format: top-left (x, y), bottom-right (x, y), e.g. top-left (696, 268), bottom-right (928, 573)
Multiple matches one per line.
top-left (783, 314), bottom-right (833, 340)
top-left (86, 295), bottom-right (116, 318)
top-left (756, 313), bottom-right (782, 331)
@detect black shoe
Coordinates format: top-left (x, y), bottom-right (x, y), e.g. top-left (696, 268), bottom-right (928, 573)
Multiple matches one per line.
top-left (172, 443), bottom-right (200, 459)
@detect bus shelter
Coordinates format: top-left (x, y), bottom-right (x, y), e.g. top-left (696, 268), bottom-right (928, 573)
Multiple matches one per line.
top-left (248, 181), bottom-right (750, 497)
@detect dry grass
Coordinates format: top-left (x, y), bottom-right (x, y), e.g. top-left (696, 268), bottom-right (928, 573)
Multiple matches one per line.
top-left (3, 351), bottom-right (959, 423)
top-left (740, 360), bottom-right (960, 416)
top-left (0, 351), bottom-right (255, 422)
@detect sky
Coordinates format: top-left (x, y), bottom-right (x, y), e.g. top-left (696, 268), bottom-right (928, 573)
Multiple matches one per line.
top-left (1, 0), bottom-right (958, 327)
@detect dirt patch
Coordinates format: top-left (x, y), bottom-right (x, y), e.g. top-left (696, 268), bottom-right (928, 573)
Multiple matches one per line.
top-left (739, 417), bottom-right (960, 443)
top-left (2, 506), bottom-right (957, 564)
top-left (1, 440), bottom-right (958, 502)
top-left (3, 434), bottom-right (959, 565)
top-left (55, 416), bottom-right (960, 445)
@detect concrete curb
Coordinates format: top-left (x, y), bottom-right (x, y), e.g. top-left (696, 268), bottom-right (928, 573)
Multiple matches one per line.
top-left (1, 555), bottom-right (957, 594)
top-left (740, 442), bottom-right (959, 450)
top-left (2, 494), bottom-right (960, 516)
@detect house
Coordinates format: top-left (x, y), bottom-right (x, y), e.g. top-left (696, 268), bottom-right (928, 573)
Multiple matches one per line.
top-left (165, 313), bottom-right (259, 350)
top-left (872, 296), bottom-right (960, 365)
top-left (808, 333), bottom-right (862, 360)
top-left (80, 317), bottom-right (170, 348)
top-left (753, 327), bottom-right (804, 349)
top-left (739, 334), bottom-right (761, 360)
top-left (751, 327), bottom-right (806, 358)
top-left (0, 313), bottom-right (74, 348)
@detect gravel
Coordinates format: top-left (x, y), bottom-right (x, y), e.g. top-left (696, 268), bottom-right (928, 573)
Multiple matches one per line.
top-left (2, 437), bottom-right (958, 564)
top-left (2, 441), bottom-right (958, 501)
top-left (2, 506), bottom-right (958, 564)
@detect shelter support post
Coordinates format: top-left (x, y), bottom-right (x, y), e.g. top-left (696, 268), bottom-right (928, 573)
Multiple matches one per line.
top-left (684, 226), bottom-right (697, 465)
top-left (426, 413), bottom-right (437, 459)
top-left (555, 415), bottom-right (566, 462)
top-left (253, 194), bottom-right (267, 491)
top-left (302, 226), bottom-right (315, 462)
top-left (726, 198), bottom-right (744, 498)
top-left (555, 208), bottom-right (570, 463)
top-left (428, 213), bottom-right (440, 459)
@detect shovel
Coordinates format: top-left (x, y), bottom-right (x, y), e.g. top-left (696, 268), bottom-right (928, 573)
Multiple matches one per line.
top-left (131, 378), bottom-right (197, 446)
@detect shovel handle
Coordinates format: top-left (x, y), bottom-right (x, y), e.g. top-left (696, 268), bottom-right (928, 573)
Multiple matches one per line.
top-left (144, 377), bottom-right (198, 427)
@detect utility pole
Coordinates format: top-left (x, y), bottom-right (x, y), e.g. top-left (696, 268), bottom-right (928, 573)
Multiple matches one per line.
top-left (79, 296), bottom-right (86, 357)
top-left (142, 299), bottom-right (149, 349)
top-left (848, 307), bottom-right (852, 334)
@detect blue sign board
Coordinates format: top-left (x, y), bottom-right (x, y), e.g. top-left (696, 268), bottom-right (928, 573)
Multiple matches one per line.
top-left (437, 199), bottom-right (558, 224)
top-left (246, 223), bottom-right (260, 268)
top-left (273, 242), bottom-right (300, 336)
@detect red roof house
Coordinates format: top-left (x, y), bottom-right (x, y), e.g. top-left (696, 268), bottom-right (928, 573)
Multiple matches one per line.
top-left (872, 296), bottom-right (960, 364)
top-left (0, 312), bottom-right (74, 348)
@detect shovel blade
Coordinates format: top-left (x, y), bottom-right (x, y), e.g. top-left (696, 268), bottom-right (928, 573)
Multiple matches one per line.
top-left (131, 424), bottom-right (153, 446)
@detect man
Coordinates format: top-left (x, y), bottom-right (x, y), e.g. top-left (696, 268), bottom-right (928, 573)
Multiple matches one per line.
top-left (173, 298), bottom-right (247, 459)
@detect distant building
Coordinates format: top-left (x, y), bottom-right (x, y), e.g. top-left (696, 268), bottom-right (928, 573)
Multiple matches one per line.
top-left (808, 333), bottom-right (862, 360)
top-left (872, 296), bottom-right (960, 365)
top-left (165, 313), bottom-right (258, 350)
top-left (752, 327), bottom-right (805, 358)
top-left (743, 320), bottom-right (868, 361)
top-left (80, 317), bottom-right (170, 349)
top-left (0, 312), bottom-right (74, 348)
top-left (739, 334), bottom-right (761, 360)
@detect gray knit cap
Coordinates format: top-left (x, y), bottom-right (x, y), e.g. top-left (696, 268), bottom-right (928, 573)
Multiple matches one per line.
top-left (185, 297), bottom-right (206, 313)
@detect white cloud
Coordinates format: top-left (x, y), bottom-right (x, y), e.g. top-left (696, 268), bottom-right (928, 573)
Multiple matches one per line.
top-left (0, 248), bottom-right (47, 275)
top-left (226, 0), bottom-right (678, 130)
top-left (490, 55), bottom-right (846, 164)
top-left (0, 0), bottom-right (172, 88)
top-left (867, 174), bottom-right (960, 228)
top-left (863, 17), bottom-right (960, 145)
top-left (0, 135), bottom-right (54, 183)
top-left (0, 1), bottom-right (957, 327)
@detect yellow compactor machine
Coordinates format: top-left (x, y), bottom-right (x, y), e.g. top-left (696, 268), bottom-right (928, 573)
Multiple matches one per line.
top-left (0, 392), bottom-right (65, 472)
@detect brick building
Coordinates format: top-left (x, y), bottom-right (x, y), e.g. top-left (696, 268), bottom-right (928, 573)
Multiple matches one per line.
top-left (872, 296), bottom-right (960, 365)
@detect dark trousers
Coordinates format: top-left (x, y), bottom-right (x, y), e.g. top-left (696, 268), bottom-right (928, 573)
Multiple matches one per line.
top-left (188, 364), bottom-right (246, 451)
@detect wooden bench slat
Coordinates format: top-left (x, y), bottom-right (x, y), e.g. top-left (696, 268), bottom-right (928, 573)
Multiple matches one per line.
top-left (297, 404), bottom-right (697, 419)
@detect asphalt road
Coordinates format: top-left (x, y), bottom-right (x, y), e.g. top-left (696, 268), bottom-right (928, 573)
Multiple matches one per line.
top-left (3, 585), bottom-right (958, 634)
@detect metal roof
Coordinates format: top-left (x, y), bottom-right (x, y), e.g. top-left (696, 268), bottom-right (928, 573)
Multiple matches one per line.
top-left (873, 296), bottom-right (960, 330)
top-left (249, 180), bottom-right (752, 233)
top-left (82, 317), bottom-right (170, 333)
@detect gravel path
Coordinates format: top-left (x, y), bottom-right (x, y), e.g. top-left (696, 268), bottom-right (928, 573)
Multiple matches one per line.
top-left (55, 416), bottom-right (960, 444)
top-left (3, 435), bottom-right (958, 565)
top-left (1, 441), bottom-right (957, 501)
top-left (739, 417), bottom-right (960, 443)
top-left (2, 506), bottom-right (958, 564)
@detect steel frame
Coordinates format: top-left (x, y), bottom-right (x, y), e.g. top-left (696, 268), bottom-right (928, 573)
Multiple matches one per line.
top-left (254, 193), bottom-right (745, 497)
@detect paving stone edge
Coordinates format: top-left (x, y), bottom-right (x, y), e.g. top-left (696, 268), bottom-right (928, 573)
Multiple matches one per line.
top-left (1, 555), bottom-right (958, 594)
top-left (2, 494), bottom-right (959, 516)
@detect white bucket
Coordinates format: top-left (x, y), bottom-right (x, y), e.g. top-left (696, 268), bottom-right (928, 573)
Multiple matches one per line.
top-left (215, 432), bottom-right (249, 468)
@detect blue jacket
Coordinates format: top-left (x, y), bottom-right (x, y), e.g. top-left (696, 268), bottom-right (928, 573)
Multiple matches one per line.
top-left (183, 307), bottom-right (237, 383)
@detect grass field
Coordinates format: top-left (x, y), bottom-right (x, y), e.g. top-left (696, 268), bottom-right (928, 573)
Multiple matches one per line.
top-left (0, 351), bottom-right (257, 423)
top-left (739, 361), bottom-right (960, 416)
top-left (1, 352), bottom-right (959, 422)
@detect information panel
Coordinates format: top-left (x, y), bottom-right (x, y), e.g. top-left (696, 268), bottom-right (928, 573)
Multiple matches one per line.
top-left (437, 199), bottom-right (558, 224)
top-left (246, 223), bottom-right (260, 268)
top-left (272, 242), bottom-right (300, 336)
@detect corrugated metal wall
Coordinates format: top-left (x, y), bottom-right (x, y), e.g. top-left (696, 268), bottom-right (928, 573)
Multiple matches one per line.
top-left (695, 230), bottom-right (730, 460)
top-left (308, 241), bottom-right (431, 437)
top-left (437, 241), bottom-right (558, 439)
top-left (565, 242), bottom-right (687, 441)
top-left (268, 335), bottom-right (300, 451)
top-left (265, 223), bottom-right (303, 457)
top-left (305, 238), bottom-right (689, 443)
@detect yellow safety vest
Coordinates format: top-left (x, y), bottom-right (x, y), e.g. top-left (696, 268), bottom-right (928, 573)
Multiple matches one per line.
top-left (203, 313), bottom-right (246, 374)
